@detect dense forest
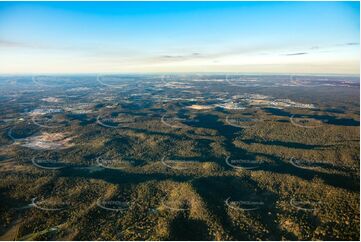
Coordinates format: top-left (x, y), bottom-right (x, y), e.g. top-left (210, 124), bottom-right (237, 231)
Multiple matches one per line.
top-left (0, 74), bottom-right (359, 240)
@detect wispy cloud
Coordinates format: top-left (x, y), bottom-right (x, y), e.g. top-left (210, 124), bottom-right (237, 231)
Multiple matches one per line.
top-left (0, 38), bottom-right (93, 51)
top-left (0, 39), bottom-right (35, 48)
top-left (344, 42), bottom-right (359, 46)
top-left (156, 52), bottom-right (203, 61)
top-left (283, 52), bottom-right (308, 56)
top-left (334, 42), bottom-right (359, 47)
top-left (148, 44), bottom-right (288, 64)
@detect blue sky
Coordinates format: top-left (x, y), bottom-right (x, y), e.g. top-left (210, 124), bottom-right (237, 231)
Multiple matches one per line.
top-left (0, 1), bottom-right (359, 74)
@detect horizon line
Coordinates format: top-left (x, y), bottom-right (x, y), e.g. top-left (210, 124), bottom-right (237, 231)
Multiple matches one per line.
top-left (0, 72), bottom-right (359, 77)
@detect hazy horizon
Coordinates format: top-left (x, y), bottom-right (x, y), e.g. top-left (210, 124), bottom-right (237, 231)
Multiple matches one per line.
top-left (0, 1), bottom-right (359, 74)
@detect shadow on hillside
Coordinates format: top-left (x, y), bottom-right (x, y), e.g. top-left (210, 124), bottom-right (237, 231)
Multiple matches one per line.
top-left (168, 212), bottom-right (211, 241)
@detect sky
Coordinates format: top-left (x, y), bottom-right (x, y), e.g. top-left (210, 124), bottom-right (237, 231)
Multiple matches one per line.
top-left (0, 1), bottom-right (359, 74)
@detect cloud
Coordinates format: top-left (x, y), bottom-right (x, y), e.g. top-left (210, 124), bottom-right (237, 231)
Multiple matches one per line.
top-left (310, 46), bottom-right (319, 50)
top-left (0, 38), bottom-right (93, 51)
top-left (0, 39), bottom-right (34, 48)
top-left (283, 52), bottom-right (308, 56)
top-left (344, 42), bottom-right (359, 46)
top-left (0, 38), bottom-right (68, 50)
top-left (334, 42), bottom-right (359, 47)
top-left (153, 52), bottom-right (204, 62)
top-left (160, 55), bottom-right (186, 59)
